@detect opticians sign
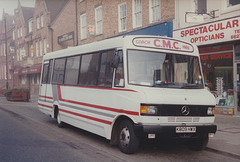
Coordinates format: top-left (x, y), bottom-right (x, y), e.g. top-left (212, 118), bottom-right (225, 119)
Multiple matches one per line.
top-left (173, 16), bottom-right (240, 46)
top-left (132, 37), bottom-right (194, 52)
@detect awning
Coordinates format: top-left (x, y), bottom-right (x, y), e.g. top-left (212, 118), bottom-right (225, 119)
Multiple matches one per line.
top-left (13, 68), bottom-right (23, 75)
top-left (14, 64), bottom-right (42, 76)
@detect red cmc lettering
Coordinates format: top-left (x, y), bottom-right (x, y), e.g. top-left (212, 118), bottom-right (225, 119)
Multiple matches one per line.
top-left (173, 42), bottom-right (180, 49)
top-left (162, 40), bottom-right (171, 48)
top-left (154, 39), bottom-right (161, 47)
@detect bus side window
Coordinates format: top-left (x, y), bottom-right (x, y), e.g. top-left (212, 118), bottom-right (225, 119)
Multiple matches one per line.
top-left (52, 58), bottom-right (66, 84)
top-left (64, 56), bottom-right (81, 85)
top-left (98, 50), bottom-right (114, 87)
top-left (79, 53), bottom-right (99, 86)
top-left (114, 50), bottom-right (124, 87)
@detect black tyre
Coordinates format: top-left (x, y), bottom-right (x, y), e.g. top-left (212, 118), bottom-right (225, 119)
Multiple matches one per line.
top-left (118, 120), bottom-right (139, 154)
top-left (56, 110), bottom-right (64, 128)
top-left (189, 136), bottom-right (209, 151)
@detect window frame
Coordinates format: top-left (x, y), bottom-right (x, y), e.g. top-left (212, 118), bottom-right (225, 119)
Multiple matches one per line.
top-left (80, 13), bottom-right (87, 40)
top-left (95, 6), bottom-right (103, 35)
top-left (149, 0), bottom-right (161, 24)
top-left (118, 2), bottom-right (127, 32)
top-left (133, 0), bottom-right (142, 28)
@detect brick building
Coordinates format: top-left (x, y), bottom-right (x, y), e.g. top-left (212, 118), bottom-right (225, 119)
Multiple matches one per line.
top-left (0, 12), bottom-right (14, 90)
top-left (77, 0), bottom-right (174, 45)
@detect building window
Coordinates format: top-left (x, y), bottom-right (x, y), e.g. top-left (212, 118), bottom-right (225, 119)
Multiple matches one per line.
top-left (80, 13), bottom-right (87, 40)
top-left (40, 40), bottom-right (43, 56)
top-left (196, 0), bottom-right (207, 14)
top-left (40, 15), bottom-right (44, 28)
top-left (13, 30), bottom-right (15, 40)
top-left (36, 41), bottom-right (39, 57)
top-left (133, 0), bottom-right (142, 28)
top-left (150, 0), bottom-right (161, 23)
top-left (43, 39), bottom-right (47, 54)
top-left (118, 2), bottom-right (127, 32)
top-left (95, 6), bottom-right (103, 35)
top-left (37, 17), bottom-right (39, 29)
top-left (228, 0), bottom-right (240, 6)
top-left (28, 19), bottom-right (33, 33)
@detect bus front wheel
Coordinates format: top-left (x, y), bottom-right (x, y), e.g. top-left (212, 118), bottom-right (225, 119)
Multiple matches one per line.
top-left (118, 120), bottom-right (139, 154)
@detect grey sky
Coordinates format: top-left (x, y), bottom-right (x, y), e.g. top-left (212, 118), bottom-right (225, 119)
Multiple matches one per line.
top-left (0, 0), bottom-right (35, 20)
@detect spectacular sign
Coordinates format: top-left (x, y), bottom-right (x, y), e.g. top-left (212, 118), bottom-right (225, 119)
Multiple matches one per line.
top-left (132, 37), bottom-right (194, 52)
top-left (173, 16), bottom-right (240, 46)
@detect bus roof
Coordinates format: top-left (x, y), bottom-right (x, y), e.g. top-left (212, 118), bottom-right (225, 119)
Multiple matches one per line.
top-left (43, 35), bottom-right (198, 60)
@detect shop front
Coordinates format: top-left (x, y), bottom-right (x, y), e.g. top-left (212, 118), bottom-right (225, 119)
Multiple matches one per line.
top-left (13, 64), bottom-right (42, 95)
top-left (173, 16), bottom-right (240, 115)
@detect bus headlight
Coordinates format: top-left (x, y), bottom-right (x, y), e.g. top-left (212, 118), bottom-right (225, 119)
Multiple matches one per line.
top-left (140, 105), bottom-right (158, 115)
top-left (207, 107), bottom-right (215, 115)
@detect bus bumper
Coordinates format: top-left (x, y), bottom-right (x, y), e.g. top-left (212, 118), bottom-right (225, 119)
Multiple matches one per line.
top-left (134, 124), bottom-right (217, 139)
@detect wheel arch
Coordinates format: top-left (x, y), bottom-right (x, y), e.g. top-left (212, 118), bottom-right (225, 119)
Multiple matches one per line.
top-left (110, 115), bottom-right (135, 145)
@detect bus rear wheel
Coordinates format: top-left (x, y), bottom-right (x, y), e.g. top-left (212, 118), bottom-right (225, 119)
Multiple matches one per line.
top-left (118, 120), bottom-right (139, 154)
top-left (56, 110), bottom-right (64, 128)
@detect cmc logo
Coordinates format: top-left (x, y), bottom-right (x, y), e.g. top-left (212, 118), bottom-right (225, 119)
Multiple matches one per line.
top-left (153, 39), bottom-right (180, 50)
top-left (132, 37), bottom-right (194, 52)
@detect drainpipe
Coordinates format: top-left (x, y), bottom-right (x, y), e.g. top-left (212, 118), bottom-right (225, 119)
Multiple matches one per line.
top-left (75, 0), bottom-right (79, 46)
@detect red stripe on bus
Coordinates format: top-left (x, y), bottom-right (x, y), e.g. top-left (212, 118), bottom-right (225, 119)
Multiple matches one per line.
top-left (57, 85), bottom-right (139, 116)
top-left (38, 103), bottom-right (52, 109)
top-left (59, 109), bottom-right (112, 125)
top-left (59, 84), bottom-right (138, 93)
top-left (39, 95), bottom-right (53, 100)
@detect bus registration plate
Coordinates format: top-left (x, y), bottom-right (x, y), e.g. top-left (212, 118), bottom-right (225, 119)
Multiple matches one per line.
top-left (176, 127), bottom-right (196, 133)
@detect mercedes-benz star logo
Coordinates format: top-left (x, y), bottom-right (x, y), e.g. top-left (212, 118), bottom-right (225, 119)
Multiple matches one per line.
top-left (181, 106), bottom-right (190, 116)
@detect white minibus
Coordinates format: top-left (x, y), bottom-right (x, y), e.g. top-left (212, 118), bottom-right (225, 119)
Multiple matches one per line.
top-left (38, 35), bottom-right (217, 154)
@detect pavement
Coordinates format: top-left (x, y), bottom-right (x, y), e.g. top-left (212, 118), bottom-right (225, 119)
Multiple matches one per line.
top-left (207, 114), bottom-right (240, 160)
top-left (1, 95), bottom-right (240, 159)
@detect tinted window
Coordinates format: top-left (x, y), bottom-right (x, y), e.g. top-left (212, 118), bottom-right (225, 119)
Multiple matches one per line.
top-left (79, 53), bottom-right (99, 86)
top-left (98, 51), bottom-right (114, 87)
top-left (114, 50), bottom-right (124, 87)
top-left (52, 58), bottom-right (66, 84)
top-left (64, 56), bottom-right (81, 84)
top-left (42, 63), bottom-right (49, 84)
top-left (47, 60), bottom-right (53, 84)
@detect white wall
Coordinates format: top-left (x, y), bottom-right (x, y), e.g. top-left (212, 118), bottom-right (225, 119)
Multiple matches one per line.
top-left (173, 0), bottom-right (240, 30)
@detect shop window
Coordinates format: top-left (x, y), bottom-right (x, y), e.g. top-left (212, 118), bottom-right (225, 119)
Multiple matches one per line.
top-left (200, 44), bottom-right (234, 107)
top-left (235, 44), bottom-right (240, 60)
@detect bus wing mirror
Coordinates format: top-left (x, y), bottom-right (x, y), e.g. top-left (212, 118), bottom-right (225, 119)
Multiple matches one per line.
top-left (111, 55), bottom-right (120, 68)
